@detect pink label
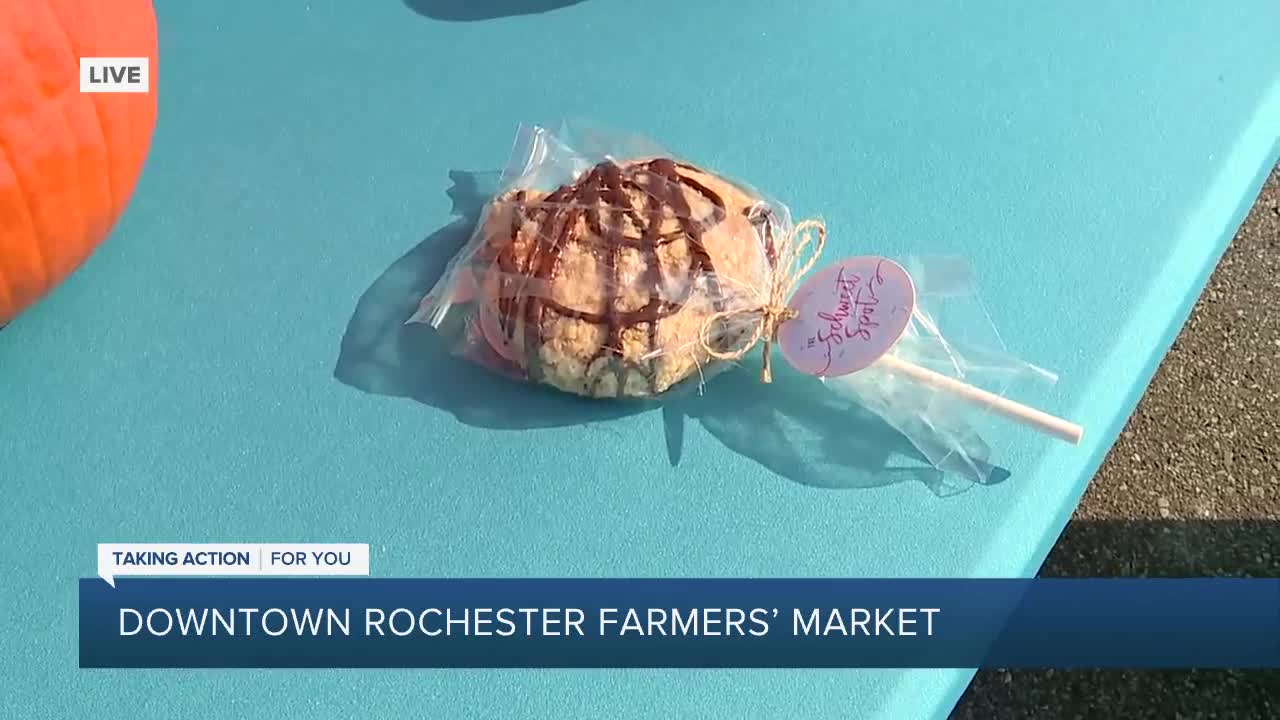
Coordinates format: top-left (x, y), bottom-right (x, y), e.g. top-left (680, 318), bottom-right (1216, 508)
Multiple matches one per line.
top-left (778, 257), bottom-right (916, 377)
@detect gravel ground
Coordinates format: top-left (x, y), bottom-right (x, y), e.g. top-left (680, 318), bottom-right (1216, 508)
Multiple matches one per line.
top-left (953, 167), bottom-right (1280, 717)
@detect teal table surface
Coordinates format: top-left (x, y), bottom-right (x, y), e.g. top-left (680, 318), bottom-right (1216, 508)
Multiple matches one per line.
top-left (3, 1), bottom-right (1278, 718)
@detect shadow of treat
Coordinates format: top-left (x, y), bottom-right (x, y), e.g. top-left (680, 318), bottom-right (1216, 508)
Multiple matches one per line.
top-left (336, 170), bottom-right (1008, 494)
top-left (662, 358), bottom-right (959, 493)
top-left (403, 0), bottom-right (587, 22)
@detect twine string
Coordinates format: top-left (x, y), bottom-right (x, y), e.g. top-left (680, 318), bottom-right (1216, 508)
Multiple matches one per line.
top-left (699, 218), bottom-right (827, 383)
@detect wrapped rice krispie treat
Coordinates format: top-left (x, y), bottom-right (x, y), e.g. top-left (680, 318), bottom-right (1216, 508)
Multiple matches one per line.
top-left (410, 122), bottom-right (1083, 488)
top-left (413, 128), bottom-right (788, 399)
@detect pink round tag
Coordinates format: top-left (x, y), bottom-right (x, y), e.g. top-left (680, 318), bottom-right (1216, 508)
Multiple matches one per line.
top-left (778, 256), bottom-right (916, 377)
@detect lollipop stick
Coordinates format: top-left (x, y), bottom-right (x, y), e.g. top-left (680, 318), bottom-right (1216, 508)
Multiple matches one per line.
top-left (874, 353), bottom-right (1084, 445)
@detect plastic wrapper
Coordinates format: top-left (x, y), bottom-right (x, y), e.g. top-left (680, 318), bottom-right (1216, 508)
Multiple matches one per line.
top-left (410, 122), bottom-right (1076, 487)
top-left (822, 256), bottom-right (1061, 488)
top-left (411, 122), bottom-right (787, 399)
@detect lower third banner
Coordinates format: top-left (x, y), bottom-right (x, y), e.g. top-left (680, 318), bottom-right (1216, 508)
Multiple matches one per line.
top-left (79, 578), bottom-right (1280, 668)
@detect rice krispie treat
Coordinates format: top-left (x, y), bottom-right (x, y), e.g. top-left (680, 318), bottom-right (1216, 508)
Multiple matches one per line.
top-left (466, 158), bottom-right (775, 398)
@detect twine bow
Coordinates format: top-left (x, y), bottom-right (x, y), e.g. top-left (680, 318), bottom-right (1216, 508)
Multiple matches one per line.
top-left (700, 218), bottom-right (827, 383)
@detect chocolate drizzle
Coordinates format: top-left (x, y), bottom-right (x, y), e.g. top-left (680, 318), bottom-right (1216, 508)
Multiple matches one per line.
top-left (484, 158), bottom-right (757, 396)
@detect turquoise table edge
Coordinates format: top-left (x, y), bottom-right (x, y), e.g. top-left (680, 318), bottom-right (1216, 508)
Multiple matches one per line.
top-left (926, 93), bottom-right (1280, 718)
top-left (915, 111), bottom-right (1280, 718)
top-left (1010, 85), bottom-right (1280, 582)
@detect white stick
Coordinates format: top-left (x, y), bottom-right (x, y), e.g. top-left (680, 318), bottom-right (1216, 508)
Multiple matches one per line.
top-left (875, 353), bottom-right (1084, 445)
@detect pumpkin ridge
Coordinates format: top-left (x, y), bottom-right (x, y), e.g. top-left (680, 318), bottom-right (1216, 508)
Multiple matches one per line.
top-left (41, 0), bottom-right (95, 269)
top-left (44, 0), bottom-right (114, 220)
top-left (5, 0), bottom-right (68, 289)
top-left (0, 130), bottom-right (50, 294)
top-left (85, 96), bottom-right (114, 219)
top-left (0, 241), bottom-right (13, 312)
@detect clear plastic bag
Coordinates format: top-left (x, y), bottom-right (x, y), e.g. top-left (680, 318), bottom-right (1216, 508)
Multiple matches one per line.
top-left (409, 121), bottom-right (794, 399)
top-left (409, 122), bottom-right (1079, 487)
top-left (822, 256), bottom-right (1062, 486)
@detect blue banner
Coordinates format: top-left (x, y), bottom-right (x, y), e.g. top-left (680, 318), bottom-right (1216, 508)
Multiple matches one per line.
top-left (79, 578), bottom-right (1280, 668)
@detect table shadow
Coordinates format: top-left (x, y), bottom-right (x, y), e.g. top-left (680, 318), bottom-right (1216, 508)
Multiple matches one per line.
top-left (956, 519), bottom-right (1280, 719)
top-left (335, 171), bottom-right (1008, 494)
top-left (403, 0), bottom-right (587, 22)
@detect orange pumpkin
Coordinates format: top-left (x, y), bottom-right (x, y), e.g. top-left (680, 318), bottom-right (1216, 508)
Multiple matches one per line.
top-left (0, 0), bottom-right (157, 325)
